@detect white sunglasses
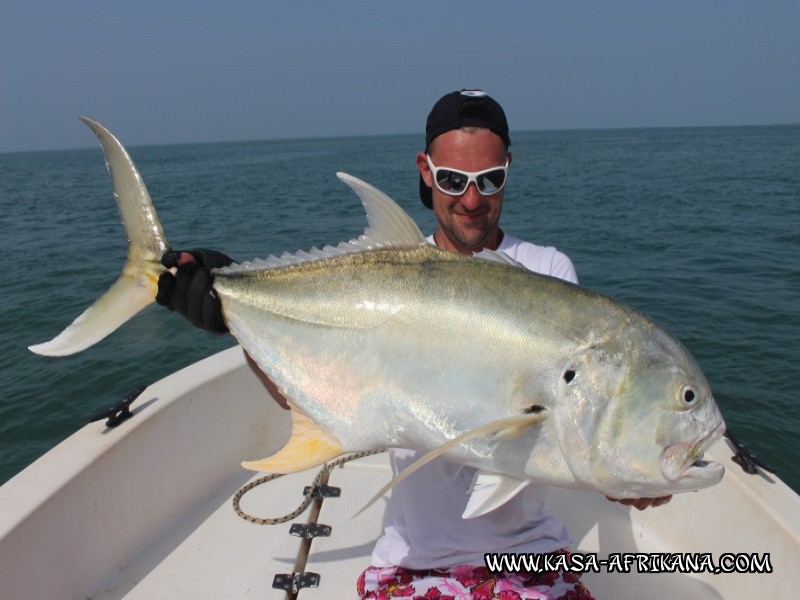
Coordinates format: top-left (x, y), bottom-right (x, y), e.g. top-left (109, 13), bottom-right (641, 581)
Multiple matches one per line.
top-left (426, 155), bottom-right (509, 196)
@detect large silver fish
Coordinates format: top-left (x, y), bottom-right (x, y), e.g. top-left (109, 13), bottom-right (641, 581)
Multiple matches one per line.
top-left (30, 117), bottom-right (725, 518)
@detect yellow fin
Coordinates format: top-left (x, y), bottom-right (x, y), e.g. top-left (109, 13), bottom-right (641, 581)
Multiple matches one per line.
top-left (242, 409), bottom-right (344, 473)
top-left (353, 411), bottom-right (548, 518)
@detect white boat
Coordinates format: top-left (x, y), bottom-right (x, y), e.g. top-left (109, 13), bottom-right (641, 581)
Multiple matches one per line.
top-left (1, 346), bottom-right (797, 599)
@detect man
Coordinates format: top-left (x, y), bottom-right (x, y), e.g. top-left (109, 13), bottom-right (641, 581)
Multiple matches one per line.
top-left (359, 90), bottom-right (590, 599)
top-left (157, 90), bottom-right (667, 599)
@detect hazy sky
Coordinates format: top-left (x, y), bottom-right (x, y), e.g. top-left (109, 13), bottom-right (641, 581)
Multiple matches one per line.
top-left (2, 1), bottom-right (798, 152)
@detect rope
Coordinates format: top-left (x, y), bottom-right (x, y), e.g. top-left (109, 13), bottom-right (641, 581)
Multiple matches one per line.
top-left (232, 449), bottom-right (387, 525)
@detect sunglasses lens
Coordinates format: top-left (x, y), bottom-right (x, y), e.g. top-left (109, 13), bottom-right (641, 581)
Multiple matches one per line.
top-left (427, 155), bottom-right (508, 196)
top-left (435, 169), bottom-right (469, 194)
top-left (477, 169), bottom-right (506, 194)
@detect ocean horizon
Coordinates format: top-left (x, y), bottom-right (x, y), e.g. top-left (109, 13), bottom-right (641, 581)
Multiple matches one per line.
top-left (4, 121), bottom-right (799, 157)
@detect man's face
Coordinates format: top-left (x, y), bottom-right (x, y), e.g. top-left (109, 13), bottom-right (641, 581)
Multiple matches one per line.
top-left (418, 128), bottom-right (511, 254)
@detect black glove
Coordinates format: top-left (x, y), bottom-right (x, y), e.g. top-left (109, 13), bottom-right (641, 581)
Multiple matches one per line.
top-left (156, 248), bottom-right (235, 334)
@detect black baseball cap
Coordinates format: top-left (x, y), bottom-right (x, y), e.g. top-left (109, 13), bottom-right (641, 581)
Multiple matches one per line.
top-left (420, 89), bottom-right (510, 209)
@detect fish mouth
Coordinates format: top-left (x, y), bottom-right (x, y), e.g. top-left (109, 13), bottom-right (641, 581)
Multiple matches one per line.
top-left (661, 421), bottom-right (726, 483)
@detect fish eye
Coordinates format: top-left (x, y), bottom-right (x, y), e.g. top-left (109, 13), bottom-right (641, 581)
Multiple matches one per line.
top-left (681, 386), bottom-right (697, 406)
top-left (563, 369), bottom-right (576, 384)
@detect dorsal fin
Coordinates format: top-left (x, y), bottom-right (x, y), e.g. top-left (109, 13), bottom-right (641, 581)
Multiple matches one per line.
top-left (336, 172), bottom-right (427, 247)
top-left (217, 172), bottom-right (427, 275)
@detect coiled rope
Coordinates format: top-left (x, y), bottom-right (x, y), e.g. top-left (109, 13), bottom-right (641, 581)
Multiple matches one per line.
top-left (232, 449), bottom-right (387, 525)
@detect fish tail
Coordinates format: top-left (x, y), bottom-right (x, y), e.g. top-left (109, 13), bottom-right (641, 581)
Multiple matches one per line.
top-left (29, 117), bottom-right (170, 357)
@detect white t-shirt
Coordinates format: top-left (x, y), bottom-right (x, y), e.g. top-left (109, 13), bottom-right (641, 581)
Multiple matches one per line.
top-left (370, 233), bottom-right (578, 569)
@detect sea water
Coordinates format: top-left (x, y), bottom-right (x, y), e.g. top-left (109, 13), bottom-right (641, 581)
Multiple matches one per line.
top-left (1, 125), bottom-right (798, 492)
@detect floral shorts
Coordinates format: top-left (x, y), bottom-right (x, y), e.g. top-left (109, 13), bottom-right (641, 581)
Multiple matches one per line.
top-left (357, 550), bottom-right (595, 600)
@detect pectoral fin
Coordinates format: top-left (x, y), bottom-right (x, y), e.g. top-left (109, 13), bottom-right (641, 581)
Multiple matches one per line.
top-left (463, 471), bottom-right (530, 518)
top-left (242, 409), bottom-right (344, 473)
top-left (353, 410), bottom-right (547, 518)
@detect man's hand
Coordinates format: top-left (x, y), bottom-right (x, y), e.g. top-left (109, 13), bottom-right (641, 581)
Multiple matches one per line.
top-left (606, 495), bottom-right (673, 511)
top-left (156, 249), bottom-right (235, 334)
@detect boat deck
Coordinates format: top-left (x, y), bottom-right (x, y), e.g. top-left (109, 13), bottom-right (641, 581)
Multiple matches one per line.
top-left (90, 454), bottom-right (392, 599)
top-left (92, 448), bottom-right (792, 600)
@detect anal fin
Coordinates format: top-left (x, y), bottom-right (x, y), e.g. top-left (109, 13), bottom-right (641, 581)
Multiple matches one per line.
top-left (463, 471), bottom-right (530, 518)
top-left (242, 409), bottom-right (344, 473)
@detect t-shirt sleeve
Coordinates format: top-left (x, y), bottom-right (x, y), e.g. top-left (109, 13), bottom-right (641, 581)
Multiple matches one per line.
top-left (550, 250), bottom-right (579, 285)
